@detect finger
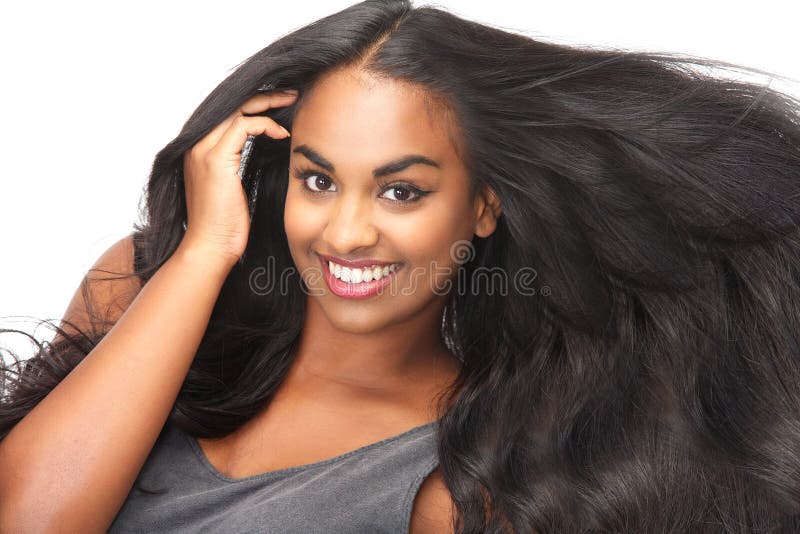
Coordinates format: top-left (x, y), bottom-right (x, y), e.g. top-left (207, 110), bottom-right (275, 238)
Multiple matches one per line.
top-left (193, 113), bottom-right (238, 153)
top-left (197, 91), bottom-right (297, 151)
top-left (210, 114), bottom-right (290, 162)
top-left (239, 90), bottom-right (298, 115)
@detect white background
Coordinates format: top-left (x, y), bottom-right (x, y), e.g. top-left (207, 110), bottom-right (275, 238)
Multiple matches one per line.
top-left (1, 0), bottom-right (798, 359)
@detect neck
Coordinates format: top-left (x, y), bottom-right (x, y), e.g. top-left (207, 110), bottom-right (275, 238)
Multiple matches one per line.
top-left (280, 295), bottom-right (462, 418)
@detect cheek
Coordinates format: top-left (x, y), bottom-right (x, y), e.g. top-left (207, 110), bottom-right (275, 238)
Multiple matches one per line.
top-left (283, 191), bottom-right (323, 237)
top-left (401, 208), bottom-right (472, 270)
top-left (283, 194), bottom-right (314, 251)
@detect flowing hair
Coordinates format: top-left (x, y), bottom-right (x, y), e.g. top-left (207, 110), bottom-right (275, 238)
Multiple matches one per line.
top-left (3, 1), bottom-right (800, 531)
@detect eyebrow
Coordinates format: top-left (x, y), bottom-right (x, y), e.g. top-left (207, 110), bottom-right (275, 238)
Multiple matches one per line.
top-left (292, 144), bottom-right (440, 178)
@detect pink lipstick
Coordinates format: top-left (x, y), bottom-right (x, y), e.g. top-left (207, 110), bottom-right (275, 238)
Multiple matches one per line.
top-left (320, 256), bottom-right (401, 299)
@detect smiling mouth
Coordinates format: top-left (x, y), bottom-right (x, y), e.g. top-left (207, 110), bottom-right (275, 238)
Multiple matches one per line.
top-left (319, 255), bottom-right (402, 299)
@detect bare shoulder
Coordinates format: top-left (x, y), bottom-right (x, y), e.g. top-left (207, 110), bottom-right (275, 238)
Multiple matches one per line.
top-left (409, 466), bottom-right (456, 534)
top-left (54, 234), bottom-right (143, 343)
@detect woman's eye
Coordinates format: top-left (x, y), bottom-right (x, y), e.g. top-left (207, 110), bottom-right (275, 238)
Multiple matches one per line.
top-left (380, 185), bottom-right (420, 203)
top-left (302, 173), bottom-right (336, 193)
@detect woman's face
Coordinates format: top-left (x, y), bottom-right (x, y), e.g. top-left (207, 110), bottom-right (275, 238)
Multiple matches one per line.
top-left (284, 68), bottom-right (498, 335)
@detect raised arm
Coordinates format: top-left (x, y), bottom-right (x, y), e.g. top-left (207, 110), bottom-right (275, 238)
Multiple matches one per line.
top-left (0, 88), bottom-right (298, 533)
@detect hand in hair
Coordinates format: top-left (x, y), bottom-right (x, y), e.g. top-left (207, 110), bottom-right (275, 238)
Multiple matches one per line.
top-left (180, 89), bottom-right (298, 267)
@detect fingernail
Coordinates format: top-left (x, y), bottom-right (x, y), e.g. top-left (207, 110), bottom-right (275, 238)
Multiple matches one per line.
top-left (281, 126), bottom-right (291, 137)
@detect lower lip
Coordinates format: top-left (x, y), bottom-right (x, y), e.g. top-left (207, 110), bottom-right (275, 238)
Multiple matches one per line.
top-left (321, 258), bottom-right (401, 299)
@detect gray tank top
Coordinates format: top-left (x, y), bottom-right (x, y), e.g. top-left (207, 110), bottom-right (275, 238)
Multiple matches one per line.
top-left (108, 419), bottom-right (440, 533)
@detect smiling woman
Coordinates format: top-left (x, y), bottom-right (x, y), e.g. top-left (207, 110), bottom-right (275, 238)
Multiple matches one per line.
top-left (2, 0), bottom-right (800, 532)
top-left (284, 68), bottom-right (499, 325)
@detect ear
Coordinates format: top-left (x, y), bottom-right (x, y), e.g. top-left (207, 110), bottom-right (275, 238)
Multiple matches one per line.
top-left (473, 184), bottom-right (503, 238)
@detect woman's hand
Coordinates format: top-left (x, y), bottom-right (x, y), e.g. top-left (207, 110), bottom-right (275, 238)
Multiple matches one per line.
top-left (179, 89), bottom-right (298, 268)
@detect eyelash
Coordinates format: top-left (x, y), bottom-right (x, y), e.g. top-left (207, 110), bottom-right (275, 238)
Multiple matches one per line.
top-left (291, 166), bottom-right (431, 206)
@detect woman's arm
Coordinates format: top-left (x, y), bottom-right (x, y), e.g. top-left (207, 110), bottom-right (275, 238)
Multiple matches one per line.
top-left (0, 238), bottom-right (234, 533)
top-left (0, 86), bottom-right (295, 533)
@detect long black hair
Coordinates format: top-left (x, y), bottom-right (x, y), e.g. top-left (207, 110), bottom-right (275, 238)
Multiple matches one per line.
top-left (3, 1), bottom-right (800, 531)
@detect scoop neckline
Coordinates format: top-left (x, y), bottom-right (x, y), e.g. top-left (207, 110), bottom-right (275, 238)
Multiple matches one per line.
top-left (182, 419), bottom-right (439, 484)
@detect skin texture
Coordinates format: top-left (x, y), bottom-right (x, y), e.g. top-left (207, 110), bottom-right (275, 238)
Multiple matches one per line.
top-left (280, 67), bottom-right (502, 531)
top-left (283, 67), bottom-right (501, 408)
top-left (196, 67), bottom-right (503, 532)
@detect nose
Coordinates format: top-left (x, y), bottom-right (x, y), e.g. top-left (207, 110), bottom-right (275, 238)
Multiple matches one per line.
top-left (321, 194), bottom-right (379, 254)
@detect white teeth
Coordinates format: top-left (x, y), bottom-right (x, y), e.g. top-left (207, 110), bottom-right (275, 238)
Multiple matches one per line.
top-left (327, 260), bottom-right (400, 284)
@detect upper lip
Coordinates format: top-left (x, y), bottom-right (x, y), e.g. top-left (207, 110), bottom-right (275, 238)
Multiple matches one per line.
top-left (318, 253), bottom-right (400, 269)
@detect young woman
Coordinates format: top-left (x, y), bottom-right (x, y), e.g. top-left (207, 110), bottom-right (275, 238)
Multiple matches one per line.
top-left (2, 1), bottom-right (800, 532)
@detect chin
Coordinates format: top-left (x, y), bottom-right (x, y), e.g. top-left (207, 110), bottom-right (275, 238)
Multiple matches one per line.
top-left (324, 311), bottom-right (393, 335)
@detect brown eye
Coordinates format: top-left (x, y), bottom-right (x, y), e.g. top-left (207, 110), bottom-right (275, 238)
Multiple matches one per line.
top-left (380, 185), bottom-right (418, 203)
top-left (306, 174), bottom-right (335, 192)
top-left (293, 169), bottom-right (337, 194)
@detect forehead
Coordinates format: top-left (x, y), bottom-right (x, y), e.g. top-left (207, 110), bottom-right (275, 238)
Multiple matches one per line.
top-left (291, 69), bottom-right (463, 169)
